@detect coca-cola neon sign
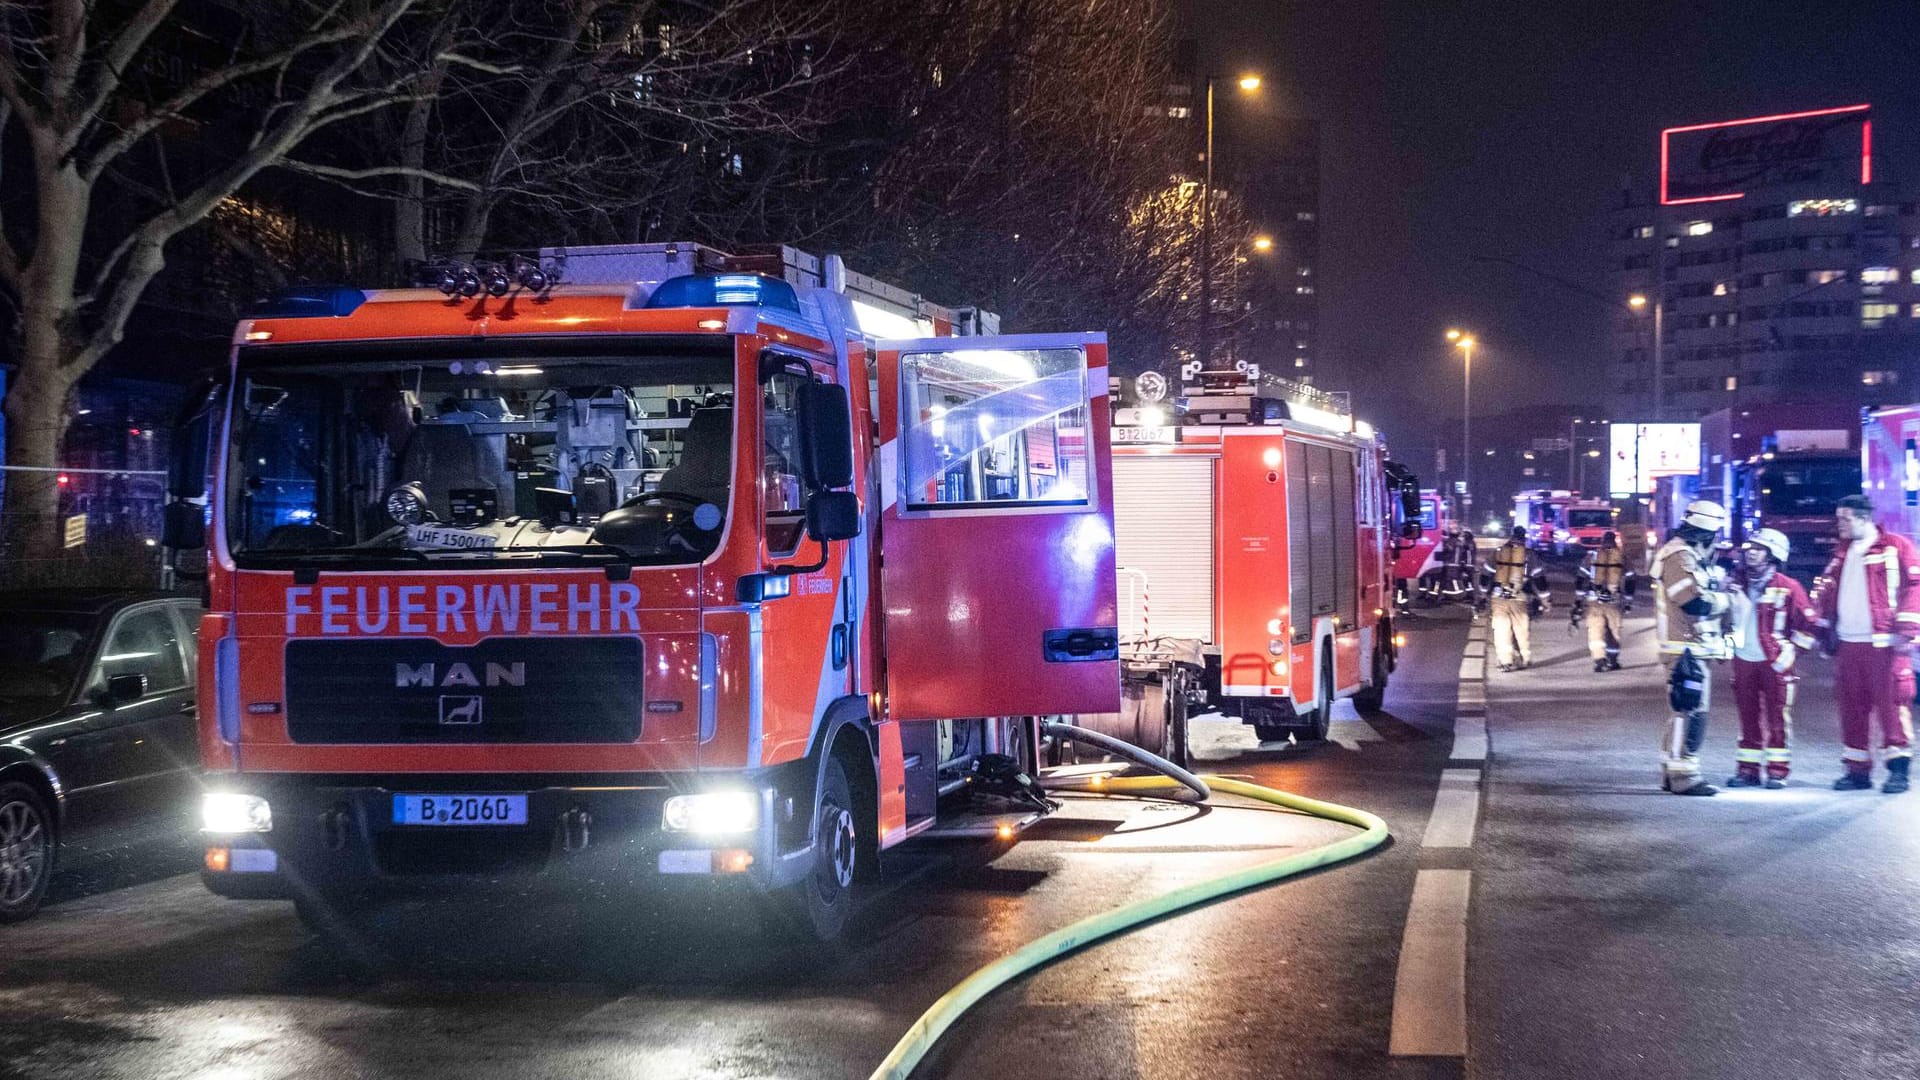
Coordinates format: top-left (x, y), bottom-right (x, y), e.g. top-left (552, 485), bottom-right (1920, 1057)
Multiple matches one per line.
top-left (1660, 104), bottom-right (1871, 206)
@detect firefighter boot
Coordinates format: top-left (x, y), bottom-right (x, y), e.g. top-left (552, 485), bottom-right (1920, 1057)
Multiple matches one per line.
top-left (1726, 764), bottom-right (1763, 788)
top-left (1593, 659), bottom-right (1608, 673)
top-left (1883, 757), bottom-right (1910, 795)
top-left (1832, 772), bottom-right (1874, 791)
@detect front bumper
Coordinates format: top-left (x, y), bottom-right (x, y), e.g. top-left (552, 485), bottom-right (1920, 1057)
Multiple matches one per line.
top-left (200, 773), bottom-right (817, 902)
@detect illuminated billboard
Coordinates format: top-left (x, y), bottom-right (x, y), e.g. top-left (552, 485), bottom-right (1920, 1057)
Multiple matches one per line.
top-left (1661, 104), bottom-right (1871, 206)
top-left (1610, 423), bottom-right (1701, 496)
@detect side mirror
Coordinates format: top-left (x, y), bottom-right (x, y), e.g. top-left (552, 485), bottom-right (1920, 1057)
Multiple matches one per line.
top-left (162, 501), bottom-right (206, 550)
top-left (106, 673), bottom-right (148, 704)
top-left (806, 490), bottom-right (861, 543)
top-left (162, 379), bottom-right (222, 551)
top-left (794, 382), bottom-right (854, 490)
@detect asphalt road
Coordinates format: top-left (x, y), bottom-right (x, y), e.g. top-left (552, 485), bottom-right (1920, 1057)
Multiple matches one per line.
top-left (1473, 588), bottom-right (1920, 1079)
top-left (0, 610), bottom-right (1473, 1080)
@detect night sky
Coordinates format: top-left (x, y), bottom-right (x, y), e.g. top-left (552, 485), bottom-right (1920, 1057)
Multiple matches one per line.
top-left (1177, 0), bottom-right (1920, 463)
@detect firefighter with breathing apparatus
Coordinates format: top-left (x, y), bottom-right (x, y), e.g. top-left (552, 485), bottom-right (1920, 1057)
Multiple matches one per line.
top-left (1574, 529), bottom-right (1633, 673)
top-left (1652, 499), bottom-right (1732, 796)
top-left (1725, 528), bottom-right (1813, 788)
top-left (1482, 525), bottom-right (1547, 672)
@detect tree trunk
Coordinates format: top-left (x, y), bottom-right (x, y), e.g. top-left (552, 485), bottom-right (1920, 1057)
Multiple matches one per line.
top-left (1, 328), bottom-right (83, 566)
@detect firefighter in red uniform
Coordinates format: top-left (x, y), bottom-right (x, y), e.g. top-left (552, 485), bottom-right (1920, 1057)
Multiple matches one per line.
top-left (1726, 529), bottom-right (1814, 788)
top-left (1811, 494), bottom-right (1920, 793)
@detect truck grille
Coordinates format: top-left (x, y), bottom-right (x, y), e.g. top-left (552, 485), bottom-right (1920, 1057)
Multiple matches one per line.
top-left (284, 638), bottom-right (642, 744)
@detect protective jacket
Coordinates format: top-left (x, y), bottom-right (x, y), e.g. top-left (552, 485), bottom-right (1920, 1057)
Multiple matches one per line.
top-left (1810, 529), bottom-right (1920, 648)
top-left (1483, 540), bottom-right (1541, 599)
top-left (1731, 566), bottom-right (1815, 674)
top-left (1653, 535), bottom-right (1730, 659)
top-left (1580, 547), bottom-right (1631, 600)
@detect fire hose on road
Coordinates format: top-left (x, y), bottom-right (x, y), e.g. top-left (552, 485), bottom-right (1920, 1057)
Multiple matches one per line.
top-left (866, 722), bottom-right (1391, 1080)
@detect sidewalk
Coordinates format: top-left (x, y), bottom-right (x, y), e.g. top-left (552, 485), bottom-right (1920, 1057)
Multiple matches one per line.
top-left (1469, 608), bottom-right (1920, 1079)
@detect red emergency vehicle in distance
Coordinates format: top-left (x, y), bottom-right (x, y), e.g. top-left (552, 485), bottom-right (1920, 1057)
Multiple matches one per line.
top-left (1106, 365), bottom-right (1417, 745)
top-left (164, 242), bottom-right (1123, 941)
top-left (1562, 497), bottom-right (1616, 554)
top-left (1390, 484), bottom-right (1449, 600)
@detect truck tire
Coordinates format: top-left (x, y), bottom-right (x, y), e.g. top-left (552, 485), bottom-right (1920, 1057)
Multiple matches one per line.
top-left (770, 756), bottom-right (861, 943)
top-left (0, 780), bottom-right (54, 923)
top-left (1162, 667), bottom-right (1192, 768)
top-left (1353, 639), bottom-right (1390, 715)
top-left (1246, 701), bottom-right (1292, 743)
top-left (1290, 653), bottom-right (1335, 742)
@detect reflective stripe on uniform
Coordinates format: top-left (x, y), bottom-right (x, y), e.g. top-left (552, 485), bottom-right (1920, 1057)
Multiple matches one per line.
top-left (1843, 747), bottom-right (1873, 762)
top-left (1772, 643), bottom-right (1795, 672)
top-left (1790, 631), bottom-right (1816, 649)
top-left (1735, 747), bottom-right (1765, 764)
top-left (1765, 746), bottom-right (1790, 763)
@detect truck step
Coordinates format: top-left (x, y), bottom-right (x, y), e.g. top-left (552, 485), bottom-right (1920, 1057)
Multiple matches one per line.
top-left (915, 808), bottom-right (1048, 840)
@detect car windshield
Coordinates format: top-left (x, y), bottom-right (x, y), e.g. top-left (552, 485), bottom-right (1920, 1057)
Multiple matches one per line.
top-left (0, 612), bottom-right (95, 703)
top-left (1568, 509), bottom-right (1611, 528)
top-left (1758, 461), bottom-right (1861, 516)
top-left (227, 346), bottom-right (735, 567)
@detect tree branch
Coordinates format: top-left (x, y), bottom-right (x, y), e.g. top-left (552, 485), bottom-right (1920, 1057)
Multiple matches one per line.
top-left (64, 0), bottom-right (179, 155)
top-left (278, 158), bottom-right (482, 192)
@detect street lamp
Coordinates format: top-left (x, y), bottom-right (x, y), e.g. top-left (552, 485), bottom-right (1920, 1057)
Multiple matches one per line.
top-left (1252, 234), bottom-right (1274, 253)
top-left (1448, 330), bottom-right (1476, 516)
top-left (1629, 292), bottom-right (1661, 420)
top-left (1199, 71), bottom-right (1263, 368)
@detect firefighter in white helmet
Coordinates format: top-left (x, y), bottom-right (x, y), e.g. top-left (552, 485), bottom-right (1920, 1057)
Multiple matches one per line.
top-left (1652, 499), bottom-right (1733, 795)
top-left (1482, 525), bottom-right (1545, 671)
top-left (1725, 528), bottom-right (1814, 788)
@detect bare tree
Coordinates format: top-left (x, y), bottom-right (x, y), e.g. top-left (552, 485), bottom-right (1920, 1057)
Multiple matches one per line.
top-left (0, 0), bottom-right (451, 558)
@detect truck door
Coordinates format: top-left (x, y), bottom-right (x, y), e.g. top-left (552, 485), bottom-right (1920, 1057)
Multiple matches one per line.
top-left (875, 333), bottom-right (1120, 720)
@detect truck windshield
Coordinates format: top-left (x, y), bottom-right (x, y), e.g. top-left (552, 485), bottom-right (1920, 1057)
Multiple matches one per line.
top-left (1758, 461), bottom-right (1861, 516)
top-left (227, 346), bottom-right (735, 567)
top-left (1567, 509), bottom-right (1611, 528)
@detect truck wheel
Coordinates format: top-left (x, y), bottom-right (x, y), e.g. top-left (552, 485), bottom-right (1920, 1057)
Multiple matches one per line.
top-left (0, 781), bottom-right (54, 923)
top-left (771, 756), bottom-right (861, 943)
top-left (1163, 668), bottom-right (1192, 768)
top-left (1292, 654), bottom-right (1335, 742)
top-left (1353, 641), bottom-right (1390, 715)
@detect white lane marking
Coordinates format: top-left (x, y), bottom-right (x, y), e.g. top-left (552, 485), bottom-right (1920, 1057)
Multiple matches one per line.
top-left (1422, 769), bottom-right (1482, 848)
top-left (1451, 714), bottom-right (1487, 761)
top-left (1457, 657), bottom-right (1485, 683)
top-left (1463, 641), bottom-right (1486, 659)
top-left (1389, 869), bottom-right (1472, 1057)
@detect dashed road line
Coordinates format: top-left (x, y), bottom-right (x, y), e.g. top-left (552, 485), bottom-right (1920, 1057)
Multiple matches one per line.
top-left (1451, 714), bottom-right (1487, 761)
top-left (1389, 868), bottom-right (1472, 1057)
top-left (1422, 769), bottom-right (1482, 847)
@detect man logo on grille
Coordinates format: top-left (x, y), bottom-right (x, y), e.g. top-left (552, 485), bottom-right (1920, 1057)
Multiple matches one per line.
top-left (439, 695), bottom-right (483, 725)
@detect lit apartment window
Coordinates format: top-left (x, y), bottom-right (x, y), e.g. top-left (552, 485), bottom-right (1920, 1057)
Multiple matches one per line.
top-left (1911, 303), bottom-right (1920, 318)
top-left (1296, 211), bottom-right (1315, 222)
top-left (1724, 377), bottom-right (1738, 391)
top-left (1634, 225), bottom-right (1654, 239)
top-left (1713, 281), bottom-right (1730, 296)
top-left (1296, 266), bottom-right (1311, 277)
top-left (1911, 269), bottom-right (1920, 284)
top-left (1862, 267), bottom-right (1899, 284)
top-left (1862, 370), bottom-right (1899, 386)
top-left (1810, 269), bottom-right (1848, 285)
top-left (1168, 106), bottom-right (1191, 119)
top-left (1685, 220), bottom-right (1713, 236)
top-left (1789, 198), bottom-right (1859, 217)
top-left (1294, 358), bottom-right (1307, 368)
top-left (1862, 302), bottom-right (1901, 328)
top-left (1295, 285), bottom-right (1315, 295)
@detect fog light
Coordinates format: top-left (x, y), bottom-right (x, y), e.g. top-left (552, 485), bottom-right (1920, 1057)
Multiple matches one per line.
top-left (202, 793), bottom-right (272, 833)
top-left (1270, 659), bottom-right (1288, 677)
top-left (1394, 633), bottom-right (1408, 648)
top-left (662, 791), bottom-right (760, 834)
top-left (204, 846), bottom-right (230, 872)
top-left (715, 849), bottom-right (755, 873)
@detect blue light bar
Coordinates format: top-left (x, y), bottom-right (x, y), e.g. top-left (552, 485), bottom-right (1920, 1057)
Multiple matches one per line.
top-left (246, 286), bottom-right (368, 318)
top-left (644, 273), bottom-right (801, 314)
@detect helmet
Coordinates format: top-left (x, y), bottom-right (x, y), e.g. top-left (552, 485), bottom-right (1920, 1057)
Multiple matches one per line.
top-left (1682, 499), bottom-right (1727, 534)
top-left (1747, 527), bottom-right (1790, 564)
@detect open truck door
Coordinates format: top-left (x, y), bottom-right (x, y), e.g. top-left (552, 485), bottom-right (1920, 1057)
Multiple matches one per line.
top-left (876, 333), bottom-right (1120, 720)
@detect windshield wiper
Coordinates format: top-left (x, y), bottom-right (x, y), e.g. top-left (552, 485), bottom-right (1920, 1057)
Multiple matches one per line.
top-left (244, 546), bottom-right (431, 562)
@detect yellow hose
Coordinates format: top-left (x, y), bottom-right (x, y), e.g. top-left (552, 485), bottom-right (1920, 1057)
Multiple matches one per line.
top-left (866, 773), bottom-right (1390, 1080)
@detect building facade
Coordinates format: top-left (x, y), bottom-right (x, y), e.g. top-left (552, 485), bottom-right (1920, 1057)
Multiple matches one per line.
top-left (1607, 106), bottom-right (1920, 419)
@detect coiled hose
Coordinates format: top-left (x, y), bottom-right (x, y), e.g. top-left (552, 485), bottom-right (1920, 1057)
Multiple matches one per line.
top-left (865, 722), bottom-right (1390, 1080)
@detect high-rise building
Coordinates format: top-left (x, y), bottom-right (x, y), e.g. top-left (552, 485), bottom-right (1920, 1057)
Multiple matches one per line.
top-left (1607, 105), bottom-right (1920, 419)
top-left (1229, 117), bottom-right (1322, 384)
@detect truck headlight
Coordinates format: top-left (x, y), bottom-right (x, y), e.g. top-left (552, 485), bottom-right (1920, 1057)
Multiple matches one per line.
top-left (662, 791), bottom-right (760, 834)
top-left (202, 792), bottom-right (272, 833)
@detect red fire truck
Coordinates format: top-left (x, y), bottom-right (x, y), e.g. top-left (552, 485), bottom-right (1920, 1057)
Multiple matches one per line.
top-left (1105, 367), bottom-right (1413, 745)
top-left (164, 242), bottom-right (1123, 940)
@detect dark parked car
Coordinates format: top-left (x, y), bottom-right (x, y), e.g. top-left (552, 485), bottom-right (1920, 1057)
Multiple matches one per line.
top-left (0, 590), bottom-right (203, 922)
